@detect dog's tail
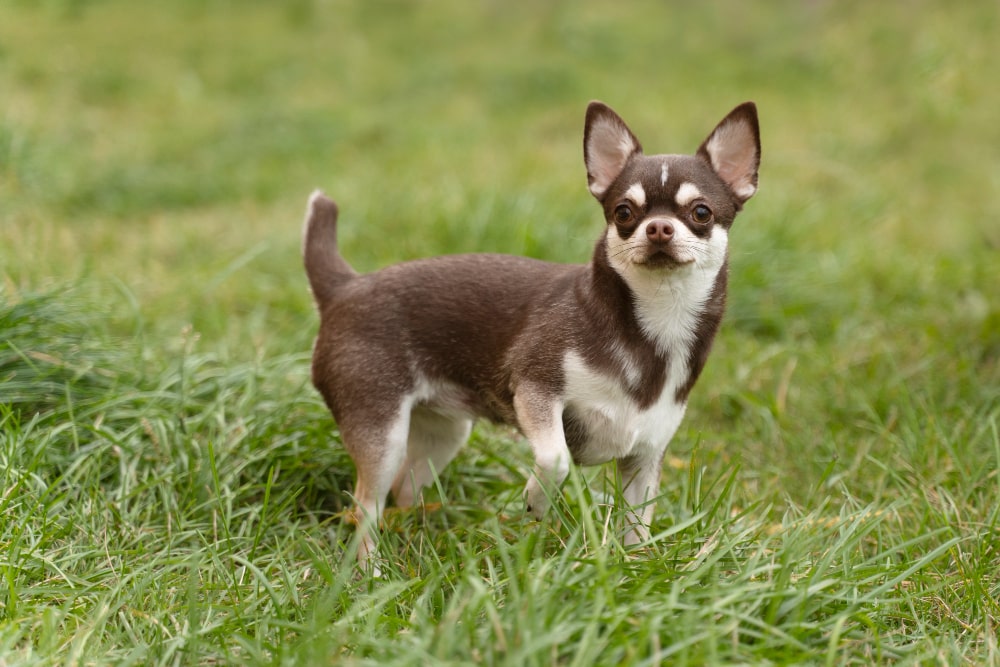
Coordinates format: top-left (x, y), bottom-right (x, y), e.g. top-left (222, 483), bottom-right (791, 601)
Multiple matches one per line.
top-left (303, 190), bottom-right (357, 306)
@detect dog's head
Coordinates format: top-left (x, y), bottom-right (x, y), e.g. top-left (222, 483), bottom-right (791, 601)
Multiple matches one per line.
top-left (584, 102), bottom-right (760, 279)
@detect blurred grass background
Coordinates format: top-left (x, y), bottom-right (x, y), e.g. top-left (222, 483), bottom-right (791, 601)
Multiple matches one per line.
top-left (3, 0), bottom-right (996, 497)
top-left (1, 0), bottom-right (999, 664)
top-left (4, 0), bottom-right (996, 341)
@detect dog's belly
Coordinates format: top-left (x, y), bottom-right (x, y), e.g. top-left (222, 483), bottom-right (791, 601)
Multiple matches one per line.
top-left (562, 351), bottom-right (687, 466)
top-left (414, 376), bottom-right (516, 425)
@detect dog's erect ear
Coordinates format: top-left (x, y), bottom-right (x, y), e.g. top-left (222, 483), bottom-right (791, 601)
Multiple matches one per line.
top-left (697, 102), bottom-right (760, 203)
top-left (584, 102), bottom-right (642, 199)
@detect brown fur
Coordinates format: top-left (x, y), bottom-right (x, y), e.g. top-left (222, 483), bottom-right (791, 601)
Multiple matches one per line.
top-left (303, 101), bottom-right (760, 568)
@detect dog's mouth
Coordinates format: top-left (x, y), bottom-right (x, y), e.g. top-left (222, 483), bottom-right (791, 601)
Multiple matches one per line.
top-left (635, 249), bottom-right (693, 270)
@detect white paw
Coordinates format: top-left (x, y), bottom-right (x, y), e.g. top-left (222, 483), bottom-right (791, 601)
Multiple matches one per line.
top-left (523, 478), bottom-right (550, 519)
top-left (622, 523), bottom-right (651, 547)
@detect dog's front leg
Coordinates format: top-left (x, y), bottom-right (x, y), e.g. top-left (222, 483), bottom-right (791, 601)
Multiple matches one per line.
top-left (514, 387), bottom-right (569, 519)
top-left (617, 449), bottom-right (665, 546)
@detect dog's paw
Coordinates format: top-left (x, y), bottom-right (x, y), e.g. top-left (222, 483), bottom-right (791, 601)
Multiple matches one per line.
top-left (523, 479), bottom-right (550, 519)
top-left (622, 524), bottom-right (652, 548)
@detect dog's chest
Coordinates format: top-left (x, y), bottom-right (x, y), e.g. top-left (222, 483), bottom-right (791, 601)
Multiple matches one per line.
top-left (559, 265), bottom-right (723, 465)
top-left (561, 348), bottom-right (688, 466)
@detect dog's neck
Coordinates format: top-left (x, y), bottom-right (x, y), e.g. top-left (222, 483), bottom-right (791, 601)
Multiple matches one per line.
top-left (586, 231), bottom-right (729, 402)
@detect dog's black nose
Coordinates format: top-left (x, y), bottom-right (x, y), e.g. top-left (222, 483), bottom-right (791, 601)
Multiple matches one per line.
top-left (645, 220), bottom-right (674, 243)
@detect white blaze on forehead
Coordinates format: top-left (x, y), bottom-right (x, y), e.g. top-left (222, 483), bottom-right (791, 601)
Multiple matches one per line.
top-left (660, 161), bottom-right (669, 186)
top-left (625, 182), bottom-right (646, 208)
top-left (674, 182), bottom-right (703, 207)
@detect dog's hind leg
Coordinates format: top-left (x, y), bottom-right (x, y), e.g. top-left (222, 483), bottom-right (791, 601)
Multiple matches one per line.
top-left (339, 400), bottom-right (413, 570)
top-left (391, 407), bottom-right (472, 508)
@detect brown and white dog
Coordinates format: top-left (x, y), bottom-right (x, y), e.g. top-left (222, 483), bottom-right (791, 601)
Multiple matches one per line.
top-left (303, 101), bottom-right (760, 567)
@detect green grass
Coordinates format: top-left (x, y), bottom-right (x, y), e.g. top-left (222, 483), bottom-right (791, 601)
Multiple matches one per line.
top-left (2, 0), bottom-right (999, 664)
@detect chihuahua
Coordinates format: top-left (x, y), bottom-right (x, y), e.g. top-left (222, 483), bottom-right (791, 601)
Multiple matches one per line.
top-left (304, 101), bottom-right (760, 567)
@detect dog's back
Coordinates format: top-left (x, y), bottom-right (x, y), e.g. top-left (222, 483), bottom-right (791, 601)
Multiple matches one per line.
top-left (305, 217), bottom-right (583, 425)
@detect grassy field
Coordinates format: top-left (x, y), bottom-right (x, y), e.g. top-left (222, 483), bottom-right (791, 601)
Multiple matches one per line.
top-left (2, 0), bottom-right (999, 664)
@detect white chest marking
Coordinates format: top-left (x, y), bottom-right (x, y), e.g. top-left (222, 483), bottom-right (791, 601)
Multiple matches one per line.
top-left (562, 350), bottom-right (688, 465)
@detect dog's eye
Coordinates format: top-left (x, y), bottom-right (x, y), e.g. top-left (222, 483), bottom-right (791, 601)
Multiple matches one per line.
top-left (613, 205), bottom-right (633, 224)
top-left (691, 204), bottom-right (713, 224)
